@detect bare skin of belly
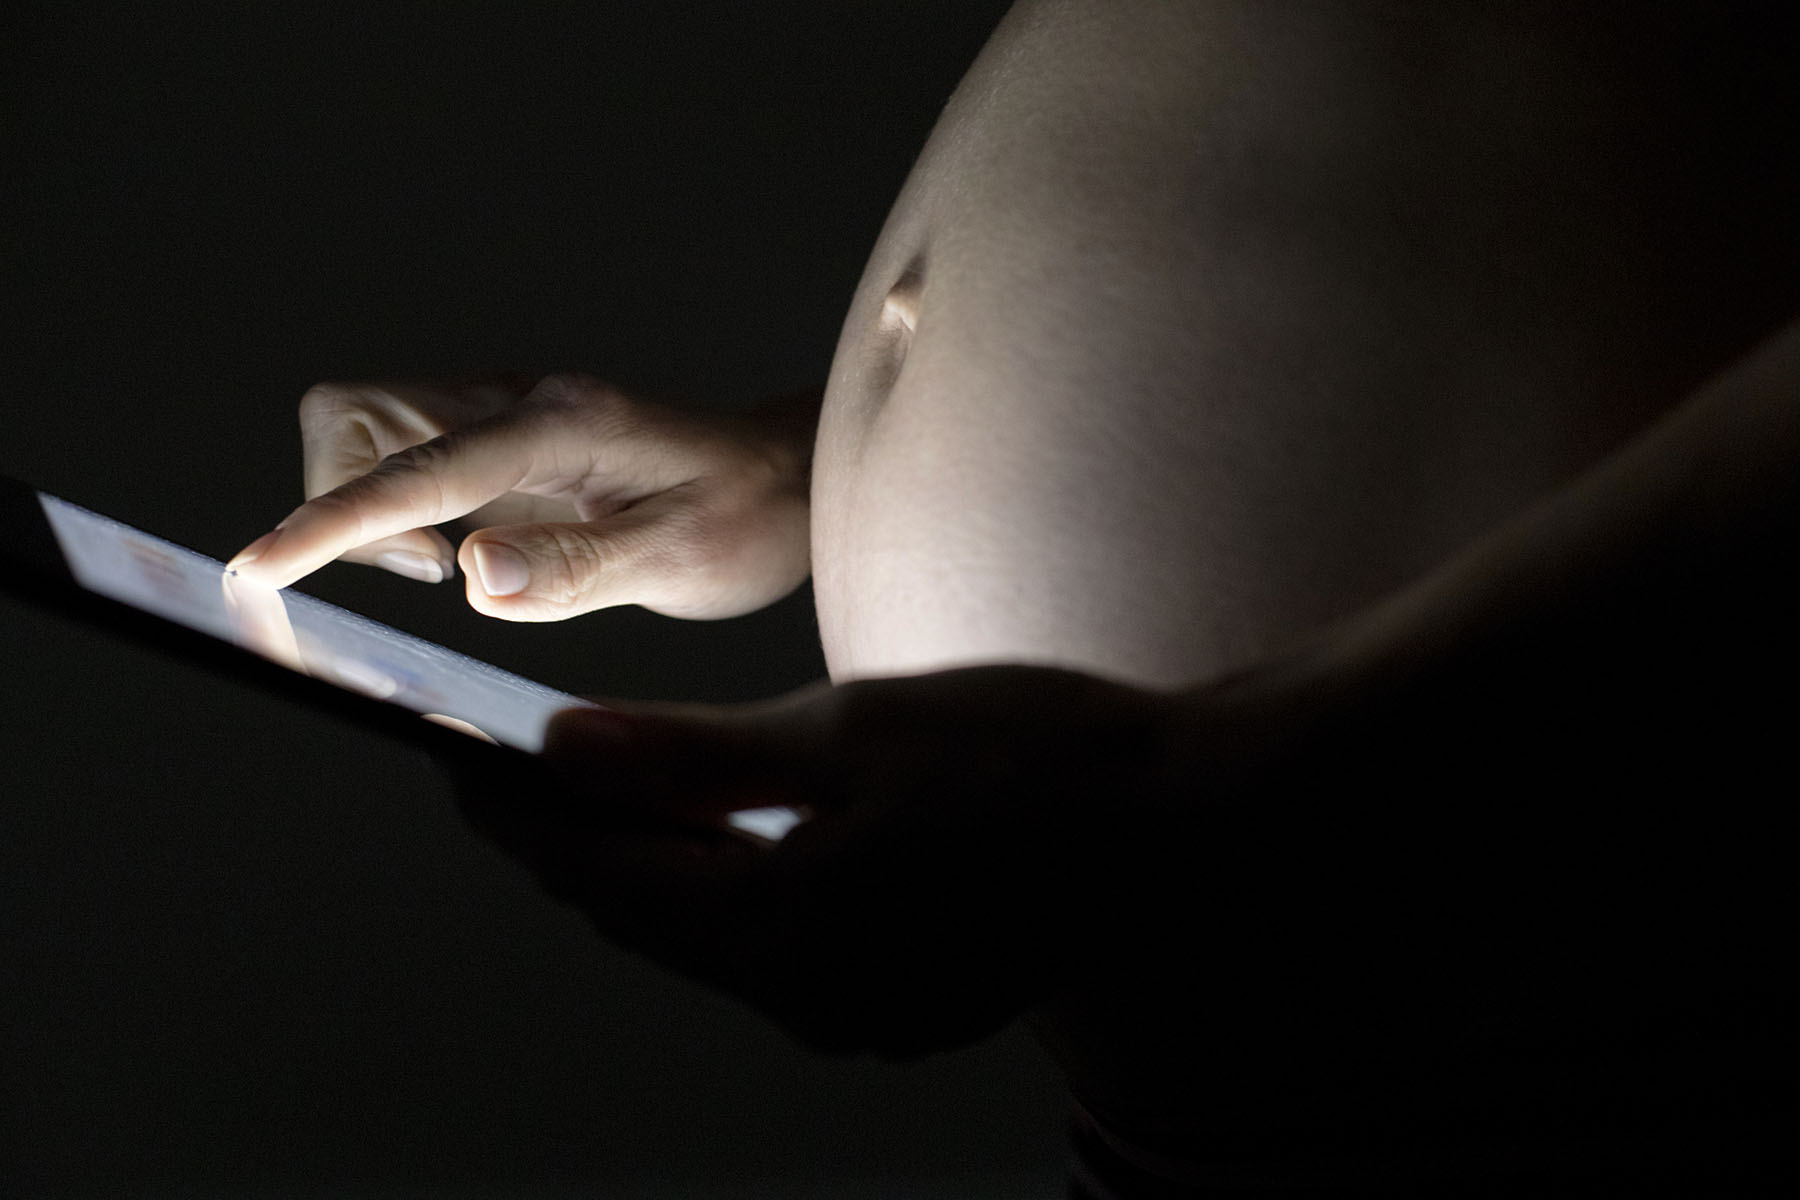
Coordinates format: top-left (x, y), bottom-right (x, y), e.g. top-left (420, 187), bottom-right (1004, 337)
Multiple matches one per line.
top-left (813, 0), bottom-right (1793, 691)
top-left (221, 0), bottom-right (1794, 1161)
top-left (811, 0), bottom-right (1796, 1144)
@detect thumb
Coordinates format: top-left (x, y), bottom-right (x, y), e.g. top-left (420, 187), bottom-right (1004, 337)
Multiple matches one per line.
top-left (542, 685), bottom-right (834, 828)
top-left (458, 501), bottom-right (689, 621)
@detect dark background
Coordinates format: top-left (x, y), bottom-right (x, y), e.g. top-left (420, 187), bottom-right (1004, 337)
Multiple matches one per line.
top-left (0, 3), bottom-right (1076, 1195)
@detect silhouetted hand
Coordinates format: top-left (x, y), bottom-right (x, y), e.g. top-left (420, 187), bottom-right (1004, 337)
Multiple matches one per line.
top-left (454, 665), bottom-right (1168, 1058)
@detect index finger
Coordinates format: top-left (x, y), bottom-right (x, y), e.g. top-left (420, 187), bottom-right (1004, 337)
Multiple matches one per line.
top-left (228, 419), bottom-right (545, 589)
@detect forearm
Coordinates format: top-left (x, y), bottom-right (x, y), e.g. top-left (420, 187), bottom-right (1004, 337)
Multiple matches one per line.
top-left (1317, 315), bottom-right (1797, 728)
top-left (1174, 315), bottom-right (1799, 784)
top-left (1150, 317), bottom-right (1800, 1037)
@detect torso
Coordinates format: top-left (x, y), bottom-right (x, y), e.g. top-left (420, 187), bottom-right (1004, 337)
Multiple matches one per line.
top-left (811, 0), bottom-right (1796, 1160)
top-left (813, 0), bottom-right (1796, 690)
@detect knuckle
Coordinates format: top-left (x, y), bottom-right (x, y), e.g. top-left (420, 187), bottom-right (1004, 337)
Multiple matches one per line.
top-left (631, 494), bottom-right (808, 619)
top-left (295, 484), bottom-right (375, 545)
top-left (300, 382), bottom-right (421, 457)
top-left (534, 526), bottom-right (608, 608)
top-left (660, 503), bottom-right (724, 576)
top-left (298, 380), bottom-right (353, 415)
top-left (638, 504), bottom-right (731, 605)
top-left (524, 371), bottom-right (603, 411)
top-left (384, 431), bottom-right (458, 475)
top-left (355, 435), bottom-right (456, 521)
top-left (300, 484), bottom-right (360, 520)
top-left (298, 381), bottom-right (362, 432)
top-left (525, 372), bottom-right (638, 434)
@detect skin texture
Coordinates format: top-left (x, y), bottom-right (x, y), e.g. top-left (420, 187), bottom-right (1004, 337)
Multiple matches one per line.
top-left (1040, 314), bottom-right (1800, 1160)
top-left (230, 375), bottom-right (815, 621)
top-left (235, 0), bottom-right (1798, 1181)
top-left (446, 312), bottom-right (1797, 1181)
top-left (814, 0), bottom-right (1793, 689)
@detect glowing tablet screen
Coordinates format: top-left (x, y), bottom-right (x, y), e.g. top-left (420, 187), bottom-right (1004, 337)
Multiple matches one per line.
top-left (38, 493), bottom-right (589, 753)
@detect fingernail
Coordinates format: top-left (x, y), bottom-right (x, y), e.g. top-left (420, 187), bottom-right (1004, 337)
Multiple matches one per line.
top-left (228, 528), bottom-right (283, 572)
top-left (377, 550), bottom-right (445, 584)
top-left (472, 542), bottom-right (530, 598)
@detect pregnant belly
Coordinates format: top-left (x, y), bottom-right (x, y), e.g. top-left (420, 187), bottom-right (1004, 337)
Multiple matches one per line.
top-left (810, 0), bottom-right (1795, 690)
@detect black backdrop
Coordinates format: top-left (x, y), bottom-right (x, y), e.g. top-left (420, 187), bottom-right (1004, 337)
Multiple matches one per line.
top-left (1, 3), bottom-right (1073, 1195)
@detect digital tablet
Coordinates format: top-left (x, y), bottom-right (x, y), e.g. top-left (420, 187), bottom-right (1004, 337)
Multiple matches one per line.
top-left (0, 473), bottom-right (801, 842)
top-left (0, 472), bottom-right (596, 763)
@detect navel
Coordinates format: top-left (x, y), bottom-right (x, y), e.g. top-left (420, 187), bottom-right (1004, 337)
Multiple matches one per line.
top-left (880, 264), bottom-right (923, 335)
top-left (849, 258), bottom-right (927, 405)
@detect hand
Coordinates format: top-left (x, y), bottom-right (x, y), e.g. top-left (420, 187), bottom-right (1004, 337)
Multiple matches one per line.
top-left (453, 665), bottom-right (1168, 1058)
top-left (228, 374), bottom-right (815, 620)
